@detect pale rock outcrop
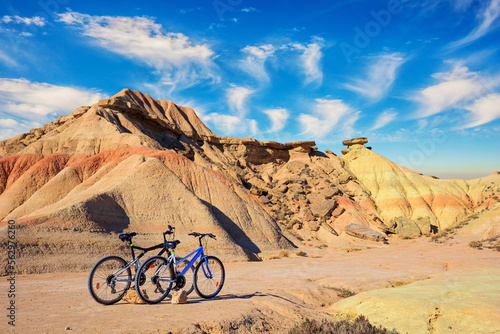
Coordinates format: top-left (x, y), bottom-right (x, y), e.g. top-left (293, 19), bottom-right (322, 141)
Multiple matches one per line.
top-left (329, 269), bottom-right (500, 334)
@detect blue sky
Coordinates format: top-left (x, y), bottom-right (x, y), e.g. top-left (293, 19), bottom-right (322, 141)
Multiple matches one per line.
top-left (0, 0), bottom-right (499, 179)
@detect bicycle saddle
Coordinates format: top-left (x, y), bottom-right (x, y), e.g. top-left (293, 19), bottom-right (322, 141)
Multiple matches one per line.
top-left (119, 232), bottom-right (137, 241)
top-left (164, 240), bottom-right (180, 249)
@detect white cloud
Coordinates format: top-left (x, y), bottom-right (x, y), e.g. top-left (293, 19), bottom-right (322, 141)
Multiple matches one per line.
top-left (262, 108), bottom-right (289, 132)
top-left (463, 93), bottom-right (500, 128)
top-left (241, 8), bottom-right (258, 13)
top-left (298, 99), bottom-right (360, 138)
top-left (239, 38), bottom-right (324, 86)
top-left (371, 109), bottom-right (398, 130)
top-left (414, 64), bottom-right (492, 118)
top-left (293, 38), bottom-right (324, 86)
top-left (226, 85), bottom-right (255, 117)
top-left (1, 15), bottom-right (47, 26)
top-left (57, 11), bottom-right (218, 89)
top-left (0, 118), bottom-right (18, 127)
top-left (248, 119), bottom-right (258, 136)
top-left (345, 53), bottom-right (405, 101)
top-left (0, 78), bottom-right (104, 117)
top-left (240, 44), bottom-right (276, 83)
top-left (201, 112), bottom-right (259, 137)
top-left (202, 113), bottom-right (242, 134)
top-left (448, 0), bottom-right (500, 48)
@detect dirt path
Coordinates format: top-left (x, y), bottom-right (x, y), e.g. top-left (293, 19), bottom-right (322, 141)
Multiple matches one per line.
top-left (2, 239), bottom-right (500, 333)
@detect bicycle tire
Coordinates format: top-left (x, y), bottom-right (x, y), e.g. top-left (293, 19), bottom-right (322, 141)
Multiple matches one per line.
top-left (134, 256), bottom-right (174, 304)
top-left (174, 256), bottom-right (195, 295)
top-left (88, 255), bottom-right (132, 305)
top-left (193, 256), bottom-right (225, 299)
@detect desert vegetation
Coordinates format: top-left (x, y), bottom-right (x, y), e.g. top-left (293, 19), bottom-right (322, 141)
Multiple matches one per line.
top-left (289, 316), bottom-right (399, 334)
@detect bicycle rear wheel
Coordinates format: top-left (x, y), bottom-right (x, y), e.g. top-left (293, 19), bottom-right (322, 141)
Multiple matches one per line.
top-left (135, 256), bottom-right (174, 304)
top-left (88, 256), bottom-right (132, 305)
top-left (193, 256), bottom-right (225, 299)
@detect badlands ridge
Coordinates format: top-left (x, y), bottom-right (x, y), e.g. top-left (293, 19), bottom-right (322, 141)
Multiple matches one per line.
top-left (0, 89), bottom-right (499, 260)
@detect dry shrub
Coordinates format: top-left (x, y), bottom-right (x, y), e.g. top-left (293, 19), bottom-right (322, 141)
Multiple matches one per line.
top-left (328, 287), bottom-right (357, 298)
top-left (289, 315), bottom-right (399, 334)
top-left (469, 240), bottom-right (483, 249)
top-left (389, 280), bottom-right (413, 287)
top-left (279, 249), bottom-right (290, 257)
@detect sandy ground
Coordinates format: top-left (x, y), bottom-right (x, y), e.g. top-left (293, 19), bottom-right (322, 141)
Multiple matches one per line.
top-left (2, 238), bottom-right (500, 334)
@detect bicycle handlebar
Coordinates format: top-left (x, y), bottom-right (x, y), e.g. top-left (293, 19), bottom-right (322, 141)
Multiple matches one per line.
top-left (163, 225), bottom-right (175, 235)
top-left (188, 232), bottom-right (216, 240)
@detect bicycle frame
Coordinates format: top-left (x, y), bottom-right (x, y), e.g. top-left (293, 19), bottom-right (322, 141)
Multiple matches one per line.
top-left (156, 246), bottom-right (214, 283)
top-left (112, 244), bottom-right (171, 283)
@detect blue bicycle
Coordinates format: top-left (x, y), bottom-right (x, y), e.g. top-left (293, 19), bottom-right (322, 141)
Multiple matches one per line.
top-left (134, 231), bottom-right (225, 304)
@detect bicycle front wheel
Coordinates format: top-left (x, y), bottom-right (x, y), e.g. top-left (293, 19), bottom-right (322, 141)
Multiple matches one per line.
top-left (88, 256), bottom-right (132, 305)
top-left (135, 256), bottom-right (174, 304)
top-left (193, 256), bottom-right (225, 299)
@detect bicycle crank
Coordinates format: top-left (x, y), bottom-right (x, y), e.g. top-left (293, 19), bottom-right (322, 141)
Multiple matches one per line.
top-left (173, 275), bottom-right (186, 290)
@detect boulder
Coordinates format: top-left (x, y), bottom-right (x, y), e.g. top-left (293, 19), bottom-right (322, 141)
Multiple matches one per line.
top-left (277, 185), bottom-right (288, 193)
top-left (286, 161), bottom-right (309, 174)
top-left (259, 195), bottom-right (270, 204)
top-left (331, 206), bottom-right (345, 218)
top-left (321, 187), bottom-right (339, 199)
top-left (302, 208), bottom-right (315, 221)
top-left (390, 216), bottom-right (422, 239)
top-left (288, 177), bottom-right (307, 184)
top-left (415, 216), bottom-right (432, 236)
top-left (310, 199), bottom-right (337, 218)
top-left (305, 220), bottom-right (321, 232)
top-left (345, 224), bottom-right (385, 242)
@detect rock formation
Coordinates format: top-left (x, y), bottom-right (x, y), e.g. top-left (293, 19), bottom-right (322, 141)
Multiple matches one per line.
top-left (0, 89), bottom-right (498, 257)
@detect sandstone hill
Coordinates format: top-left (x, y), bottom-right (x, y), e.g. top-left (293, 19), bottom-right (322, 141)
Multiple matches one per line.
top-left (0, 89), bottom-right (498, 261)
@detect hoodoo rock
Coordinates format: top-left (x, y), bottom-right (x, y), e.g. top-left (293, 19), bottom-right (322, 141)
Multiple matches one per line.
top-left (342, 137), bottom-right (368, 146)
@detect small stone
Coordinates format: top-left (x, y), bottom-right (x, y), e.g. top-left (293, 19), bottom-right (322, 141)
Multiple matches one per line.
top-left (259, 195), bottom-right (270, 204)
top-left (277, 185), bottom-right (288, 193)
top-left (65, 327), bottom-right (72, 330)
top-left (331, 206), bottom-right (345, 218)
top-left (122, 289), bottom-right (145, 304)
top-left (171, 290), bottom-right (187, 304)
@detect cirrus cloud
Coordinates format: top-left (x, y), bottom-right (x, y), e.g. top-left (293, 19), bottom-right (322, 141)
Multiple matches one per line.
top-left (262, 108), bottom-right (289, 132)
top-left (413, 63), bottom-right (493, 118)
top-left (448, 0), bottom-right (500, 49)
top-left (345, 53), bottom-right (406, 102)
top-left (371, 109), bottom-right (398, 130)
top-left (298, 99), bottom-right (360, 138)
top-left (57, 11), bottom-right (218, 90)
top-left (463, 93), bottom-right (500, 128)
